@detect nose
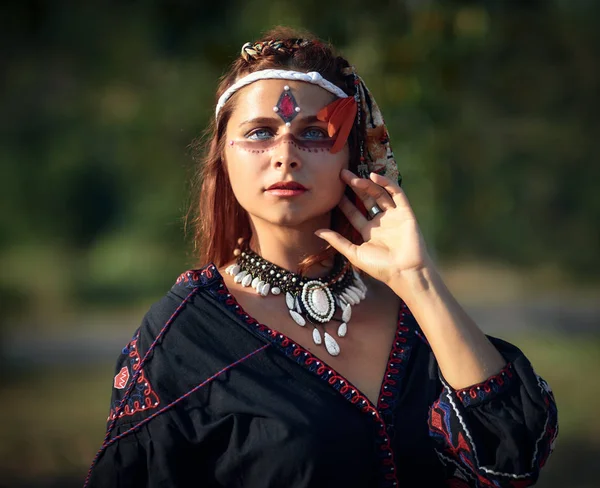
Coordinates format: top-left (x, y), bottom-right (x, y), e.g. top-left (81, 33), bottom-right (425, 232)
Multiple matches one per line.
top-left (271, 136), bottom-right (302, 171)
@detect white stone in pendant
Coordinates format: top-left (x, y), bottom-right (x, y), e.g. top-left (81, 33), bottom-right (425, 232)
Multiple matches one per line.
top-left (311, 288), bottom-right (329, 315)
top-left (271, 287), bottom-right (281, 295)
top-left (251, 276), bottom-right (260, 289)
top-left (312, 327), bottom-right (322, 345)
top-left (285, 292), bottom-right (295, 310)
top-left (289, 310), bottom-right (306, 326)
top-left (345, 288), bottom-right (361, 304)
top-left (229, 264), bottom-right (241, 276)
top-left (260, 283), bottom-right (271, 297)
top-left (234, 270), bottom-right (248, 283)
top-left (255, 280), bottom-right (265, 294)
top-left (324, 332), bottom-right (340, 356)
top-left (337, 322), bottom-right (347, 337)
top-left (342, 304), bottom-right (352, 323)
top-left (295, 296), bottom-right (302, 314)
top-left (302, 281), bottom-right (335, 322)
top-left (241, 274), bottom-right (253, 287)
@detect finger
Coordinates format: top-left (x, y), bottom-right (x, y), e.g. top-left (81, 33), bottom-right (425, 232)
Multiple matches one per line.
top-left (314, 229), bottom-right (359, 266)
top-left (369, 172), bottom-right (412, 210)
top-left (342, 169), bottom-right (396, 210)
top-left (338, 195), bottom-right (368, 230)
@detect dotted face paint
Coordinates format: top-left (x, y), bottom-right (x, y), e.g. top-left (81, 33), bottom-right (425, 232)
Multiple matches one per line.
top-left (228, 132), bottom-right (335, 154)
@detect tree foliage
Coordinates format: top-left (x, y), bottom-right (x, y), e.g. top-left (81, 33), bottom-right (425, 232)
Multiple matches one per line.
top-left (1, 0), bottom-right (598, 314)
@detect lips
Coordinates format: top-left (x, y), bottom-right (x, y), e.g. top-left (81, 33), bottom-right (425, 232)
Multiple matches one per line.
top-left (266, 181), bottom-right (308, 191)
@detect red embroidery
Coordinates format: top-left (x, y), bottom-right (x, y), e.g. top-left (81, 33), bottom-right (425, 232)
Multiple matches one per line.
top-left (455, 362), bottom-right (514, 406)
top-left (431, 408), bottom-right (443, 431)
top-left (210, 266), bottom-right (400, 488)
top-left (108, 335), bottom-right (160, 421)
top-left (113, 366), bottom-right (129, 389)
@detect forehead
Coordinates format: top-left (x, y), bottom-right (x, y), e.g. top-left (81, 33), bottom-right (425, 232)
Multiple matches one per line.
top-left (230, 79), bottom-right (337, 119)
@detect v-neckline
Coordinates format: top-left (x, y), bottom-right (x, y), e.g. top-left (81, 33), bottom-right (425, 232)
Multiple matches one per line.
top-left (177, 263), bottom-right (421, 488)
top-left (207, 264), bottom-right (417, 414)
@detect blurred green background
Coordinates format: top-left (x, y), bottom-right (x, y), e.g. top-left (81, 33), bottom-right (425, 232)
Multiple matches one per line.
top-left (1, 0), bottom-right (598, 486)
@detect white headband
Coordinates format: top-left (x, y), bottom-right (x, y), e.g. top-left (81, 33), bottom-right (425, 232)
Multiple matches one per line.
top-left (215, 69), bottom-right (349, 118)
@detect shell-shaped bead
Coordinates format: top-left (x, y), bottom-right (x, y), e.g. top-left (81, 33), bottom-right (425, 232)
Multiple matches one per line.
top-left (234, 270), bottom-right (248, 283)
top-left (285, 292), bottom-right (295, 310)
top-left (241, 274), bottom-right (253, 287)
top-left (255, 281), bottom-right (265, 294)
top-left (349, 285), bottom-right (366, 300)
top-left (345, 288), bottom-right (361, 304)
top-left (260, 283), bottom-right (271, 297)
top-left (271, 287), bottom-right (281, 295)
top-left (341, 291), bottom-right (357, 306)
top-left (312, 328), bottom-right (322, 345)
top-left (289, 310), bottom-right (306, 326)
top-left (354, 276), bottom-right (367, 292)
top-left (342, 304), bottom-right (352, 323)
top-left (324, 332), bottom-right (340, 356)
top-left (251, 276), bottom-right (260, 289)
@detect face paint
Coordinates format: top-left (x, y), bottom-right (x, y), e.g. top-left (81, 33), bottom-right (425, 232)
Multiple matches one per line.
top-left (228, 132), bottom-right (334, 154)
top-left (273, 86), bottom-right (301, 127)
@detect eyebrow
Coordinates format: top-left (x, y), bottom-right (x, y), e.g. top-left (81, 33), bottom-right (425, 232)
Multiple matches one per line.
top-left (238, 115), bottom-right (321, 128)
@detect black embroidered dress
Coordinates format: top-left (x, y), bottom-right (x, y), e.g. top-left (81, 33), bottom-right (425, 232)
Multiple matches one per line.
top-left (86, 264), bottom-right (558, 488)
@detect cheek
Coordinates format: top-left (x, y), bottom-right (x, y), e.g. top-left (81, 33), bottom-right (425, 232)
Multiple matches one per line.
top-left (225, 151), bottom-right (269, 209)
top-left (310, 153), bottom-right (348, 202)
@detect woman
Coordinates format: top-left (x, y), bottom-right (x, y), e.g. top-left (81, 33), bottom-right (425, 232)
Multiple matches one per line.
top-left (85, 28), bottom-right (558, 487)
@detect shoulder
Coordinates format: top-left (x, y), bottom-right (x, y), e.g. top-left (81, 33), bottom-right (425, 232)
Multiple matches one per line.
top-left (107, 263), bottom-right (266, 427)
top-left (143, 263), bottom-right (232, 336)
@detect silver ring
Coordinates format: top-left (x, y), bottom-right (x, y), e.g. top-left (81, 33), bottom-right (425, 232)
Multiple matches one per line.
top-left (367, 204), bottom-right (383, 219)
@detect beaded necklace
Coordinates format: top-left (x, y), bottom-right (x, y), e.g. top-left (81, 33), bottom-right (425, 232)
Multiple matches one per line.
top-left (225, 249), bottom-right (367, 356)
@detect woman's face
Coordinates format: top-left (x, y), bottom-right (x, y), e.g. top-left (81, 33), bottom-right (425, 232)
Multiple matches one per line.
top-left (224, 79), bottom-right (349, 228)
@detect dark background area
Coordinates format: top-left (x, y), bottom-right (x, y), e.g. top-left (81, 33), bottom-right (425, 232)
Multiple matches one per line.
top-left (0, 1), bottom-right (598, 486)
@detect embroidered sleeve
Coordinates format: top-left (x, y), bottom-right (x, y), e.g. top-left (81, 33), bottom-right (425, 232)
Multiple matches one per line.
top-left (427, 337), bottom-right (558, 487)
top-left (107, 328), bottom-right (161, 426)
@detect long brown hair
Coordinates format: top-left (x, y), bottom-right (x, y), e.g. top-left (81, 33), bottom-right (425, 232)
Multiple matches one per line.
top-left (188, 27), bottom-right (364, 271)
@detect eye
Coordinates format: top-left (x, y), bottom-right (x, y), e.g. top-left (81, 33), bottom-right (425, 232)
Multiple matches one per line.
top-left (303, 127), bottom-right (328, 139)
top-left (246, 128), bottom-right (274, 140)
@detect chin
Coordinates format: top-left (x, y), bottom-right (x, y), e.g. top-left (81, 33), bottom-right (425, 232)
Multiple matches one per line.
top-left (258, 207), bottom-right (334, 228)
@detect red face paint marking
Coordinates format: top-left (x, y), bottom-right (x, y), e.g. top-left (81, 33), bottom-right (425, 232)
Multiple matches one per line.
top-left (228, 133), bottom-right (335, 153)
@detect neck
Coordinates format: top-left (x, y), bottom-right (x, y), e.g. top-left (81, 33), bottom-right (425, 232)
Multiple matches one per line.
top-left (248, 216), bottom-right (335, 278)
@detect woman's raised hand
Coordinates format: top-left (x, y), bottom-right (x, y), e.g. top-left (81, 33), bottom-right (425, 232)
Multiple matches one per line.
top-left (315, 169), bottom-right (434, 288)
